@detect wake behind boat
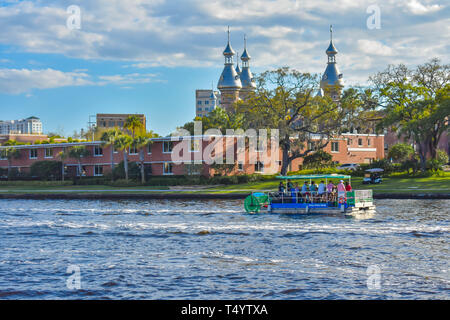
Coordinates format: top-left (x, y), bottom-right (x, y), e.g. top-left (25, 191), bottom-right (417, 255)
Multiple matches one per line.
top-left (244, 174), bottom-right (376, 215)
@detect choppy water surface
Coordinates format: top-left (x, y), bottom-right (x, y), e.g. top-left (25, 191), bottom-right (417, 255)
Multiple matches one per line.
top-left (0, 199), bottom-right (448, 299)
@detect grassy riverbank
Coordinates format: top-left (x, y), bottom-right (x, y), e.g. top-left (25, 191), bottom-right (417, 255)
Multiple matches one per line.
top-left (0, 173), bottom-right (448, 195)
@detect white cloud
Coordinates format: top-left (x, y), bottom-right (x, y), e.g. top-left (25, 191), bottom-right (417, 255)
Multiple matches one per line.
top-left (0, 0), bottom-right (448, 86)
top-left (0, 68), bottom-right (164, 94)
top-left (404, 0), bottom-right (442, 15)
top-left (0, 68), bottom-right (91, 94)
top-left (357, 39), bottom-right (395, 56)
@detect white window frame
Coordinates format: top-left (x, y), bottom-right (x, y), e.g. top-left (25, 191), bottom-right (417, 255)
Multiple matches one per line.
top-left (44, 148), bottom-right (53, 158)
top-left (30, 149), bottom-right (38, 159)
top-left (238, 161), bottom-right (244, 171)
top-left (147, 143), bottom-right (152, 154)
top-left (255, 161), bottom-right (264, 173)
top-left (129, 145), bottom-right (138, 155)
top-left (94, 146), bottom-right (103, 157)
top-left (163, 141), bottom-right (173, 153)
top-left (358, 138), bottom-right (363, 147)
top-left (94, 165), bottom-right (104, 176)
top-left (163, 162), bottom-right (174, 175)
top-left (331, 141), bottom-right (339, 153)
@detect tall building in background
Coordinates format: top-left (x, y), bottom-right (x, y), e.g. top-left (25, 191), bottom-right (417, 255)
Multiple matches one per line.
top-left (96, 114), bottom-right (146, 130)
top-left (195, 90), bottom-right (221, 117)
top-left (0, 116), bottom-right (42, 135)
top-left (320, 25), bottom-right (344, 101)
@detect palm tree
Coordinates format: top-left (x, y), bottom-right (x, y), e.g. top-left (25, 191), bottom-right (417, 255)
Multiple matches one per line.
top-left (68, 145), bottom-right (91, 179)
top-left (114, 134), bottom-right (133, 182)
top-left (1, 146), bottom-right (21, 180)
top-left (132, 130), bottom-right (158, 184)
top-left (124, 115), bottom-right (144, 138)
top-left (100, 129), bottom-right (121, 180)
top-left (58, 149), bottom-right (69, 182)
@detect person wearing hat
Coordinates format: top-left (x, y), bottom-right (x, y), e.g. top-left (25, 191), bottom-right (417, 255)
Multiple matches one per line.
top-left (337, 180), bottom-right (346, 204)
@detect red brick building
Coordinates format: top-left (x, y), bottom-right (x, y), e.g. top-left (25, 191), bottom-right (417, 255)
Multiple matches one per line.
top-left (0, 134), bottom-right (384, 178)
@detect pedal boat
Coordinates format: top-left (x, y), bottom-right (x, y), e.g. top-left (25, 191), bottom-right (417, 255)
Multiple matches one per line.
top-left (244, 174), bottom-right (376, 215)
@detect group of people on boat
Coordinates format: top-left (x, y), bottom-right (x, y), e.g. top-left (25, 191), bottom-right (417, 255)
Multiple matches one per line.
top-left (277, 180), bottom-right (352, 203)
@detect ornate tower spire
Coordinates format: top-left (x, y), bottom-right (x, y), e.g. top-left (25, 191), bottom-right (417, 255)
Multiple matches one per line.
top-left (239, 34), bottom-right (256, 99)
top-left (217, 26), bottom-right (242, 112)
top-left (235, 51), bottom-right (241, 75)
top-left (320, 25), bottom-right (343, 101)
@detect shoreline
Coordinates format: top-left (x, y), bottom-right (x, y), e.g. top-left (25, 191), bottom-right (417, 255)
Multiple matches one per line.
top-left (0, 193), bottom-right (449, 200)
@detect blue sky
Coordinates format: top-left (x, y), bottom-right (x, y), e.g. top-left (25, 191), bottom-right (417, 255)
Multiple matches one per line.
top-left (0, 0), bottom-right (448, 136)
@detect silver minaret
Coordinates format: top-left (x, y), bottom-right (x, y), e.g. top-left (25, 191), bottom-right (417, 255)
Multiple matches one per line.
top-left (217, 27), bottom-right (242, 111)
top-left (320, 25), bottom-right (344, 100)
top-left (239, 35), bottom-right (256, 99)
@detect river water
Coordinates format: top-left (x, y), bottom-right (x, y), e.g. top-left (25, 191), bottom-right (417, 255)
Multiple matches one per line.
top-left (0, 199), bottom-right (448, 299)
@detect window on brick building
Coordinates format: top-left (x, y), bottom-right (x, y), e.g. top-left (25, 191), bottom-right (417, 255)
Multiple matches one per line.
top-left (94, 146), bottom-right (103, 156)
top-left (30, 149), bottom-right (38, 159)
top-left (368, 138), bottom-right (371, 146)
top-left (238, 161), bottom-right (244, 171)
top-left (45, 148), bottom-right (53, 158)
top-left (255, 161), bottom-right (264, 173)
top-left (129, 145), bottom-right (138, 155)
top-left (147, 143), bottom-right (152, 154)
top-left (331, 142), bottom-right (339, 152)
top-left (163, 141), bottom-right (173, 153)
top-left (94, 165), bottom-right (103, 176)
top-left (358, 138), bottom-right (363, 146)
top-left (163, 162), bottom-right (173, 175)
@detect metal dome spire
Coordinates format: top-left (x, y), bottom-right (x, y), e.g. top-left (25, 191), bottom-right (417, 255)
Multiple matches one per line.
top-left (241, 34), bottom-right (251, 60)
top-left (240, 34), bottom-right (256, 90)
top-left (320, 25), bottom-right (343, 100)
top-left (218, 26), bottom-right (242, 90)
top-left (326, 25), bottom-right (338, 56)
top-left (223, 26), bottom-right (235, 57)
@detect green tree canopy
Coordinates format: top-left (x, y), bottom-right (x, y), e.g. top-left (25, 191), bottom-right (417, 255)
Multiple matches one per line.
top-left (238, 67), bottom-right (368, 175)
top-left (387, 143), bottom-right (415, 163)
top-left (370, 58), bottom-right (450, 171)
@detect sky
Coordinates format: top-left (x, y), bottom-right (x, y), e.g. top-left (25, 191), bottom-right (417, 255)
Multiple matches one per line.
top-left (0, 0), bottom-right (448, 137)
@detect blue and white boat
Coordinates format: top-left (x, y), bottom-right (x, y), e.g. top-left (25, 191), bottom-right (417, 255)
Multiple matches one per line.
top-left (244, 174), bottom-right (375, 215)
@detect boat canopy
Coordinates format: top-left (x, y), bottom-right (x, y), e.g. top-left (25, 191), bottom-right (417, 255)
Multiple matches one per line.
top-left (276, 174), bottom-right (351, 180)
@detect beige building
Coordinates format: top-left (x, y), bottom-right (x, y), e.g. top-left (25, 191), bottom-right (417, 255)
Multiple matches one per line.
top-left (195, 90), bottom-right (221, 117)
top-left (96, 114), bottom-right (146, 130)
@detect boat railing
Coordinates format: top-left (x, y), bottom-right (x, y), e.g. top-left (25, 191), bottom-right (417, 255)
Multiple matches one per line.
top-left (269, 191), bottom-right (340, 204)
top-left (269, 189), bottom-right (373, 205)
